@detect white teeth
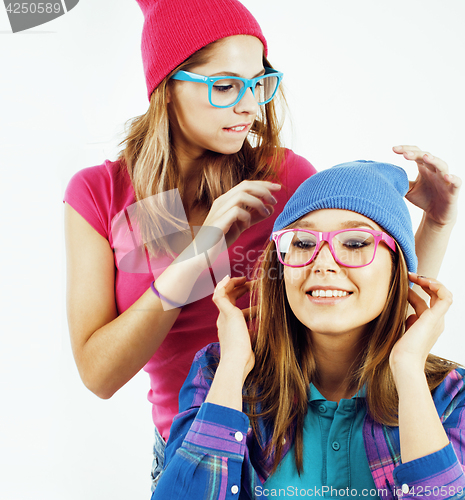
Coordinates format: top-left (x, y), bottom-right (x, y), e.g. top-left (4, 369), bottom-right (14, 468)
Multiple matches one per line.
top-left (310, 290), bottom-right (348, 298)
top-left (230, 126), bottom-right (246, 131)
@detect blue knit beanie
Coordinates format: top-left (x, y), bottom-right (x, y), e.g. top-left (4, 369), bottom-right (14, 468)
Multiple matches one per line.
top-left (272, 160), bottom-right (417, 273)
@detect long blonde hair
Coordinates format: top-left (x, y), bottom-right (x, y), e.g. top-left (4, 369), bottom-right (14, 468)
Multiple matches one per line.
top-left (118, 38), bottom-right (285, 256)
top-left (245, 238), bottom-right (457, 475)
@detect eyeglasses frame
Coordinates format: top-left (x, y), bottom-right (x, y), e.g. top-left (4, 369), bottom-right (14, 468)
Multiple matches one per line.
top-left (271, 228), bottom-right (397, 269)
top-left (170, 67), bottom-right (283, 108)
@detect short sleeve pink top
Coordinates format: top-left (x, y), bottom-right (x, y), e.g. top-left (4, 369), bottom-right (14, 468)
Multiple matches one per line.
top-left (64, 149), bottom-right (316, 439)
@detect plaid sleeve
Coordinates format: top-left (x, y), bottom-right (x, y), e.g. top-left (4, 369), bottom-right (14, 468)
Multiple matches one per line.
top-left (393, 443), bottom-right (465, 499)
top-left (152, 343), bottom-right (254, 500)
top-left (365, 369), bottom-right (465, 500)
top-left (154, 403), bottom-right (250, 500)
top-left (392, 369), bottom-right (465, 499)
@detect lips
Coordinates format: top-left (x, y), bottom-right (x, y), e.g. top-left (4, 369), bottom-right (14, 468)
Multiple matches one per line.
top-left (310, 289), bottom-right (350, 298)
top-left (305, 286), bottom-right (353, 299)
top-left (223, 123), bottom-right (251, 133)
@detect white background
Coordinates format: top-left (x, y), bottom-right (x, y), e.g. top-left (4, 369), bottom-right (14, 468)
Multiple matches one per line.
top-left (0, 1), bottom-right (464, 499)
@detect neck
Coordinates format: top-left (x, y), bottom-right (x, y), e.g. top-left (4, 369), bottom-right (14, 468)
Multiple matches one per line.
top-left (178, 154), bottom-right (204, 182)
top-left (172, 146), bottom-right (207, 217)
top-left (310, 329), bottom-right (366, 403)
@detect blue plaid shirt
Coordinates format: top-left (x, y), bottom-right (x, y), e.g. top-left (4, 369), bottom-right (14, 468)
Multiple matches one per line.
top-left (152, 343), bottom-right (465, 500)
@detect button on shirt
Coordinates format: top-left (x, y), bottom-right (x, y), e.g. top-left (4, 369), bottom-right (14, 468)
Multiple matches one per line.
top-left (153, 345), bottom-right (465, 500)
top-left (264, 384), bottom-right (379, 499)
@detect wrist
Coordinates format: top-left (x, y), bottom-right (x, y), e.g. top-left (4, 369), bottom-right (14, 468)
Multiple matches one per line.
top-left (219, 355), bottom-right (253, 385)
top-left (193, 228), bottom-right (227, 265)
top-left (390, 357), bottom-right (426, 386)
top-left (422, 212), bottom-right (457, 233)
top-left (175, 244), bottom-right (211, 273)
top-left (206, 359), bottom-right (247, 411)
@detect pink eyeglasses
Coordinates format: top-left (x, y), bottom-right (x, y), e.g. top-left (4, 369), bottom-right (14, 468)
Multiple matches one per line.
top-left (272, 228), bottom-right (397, 268)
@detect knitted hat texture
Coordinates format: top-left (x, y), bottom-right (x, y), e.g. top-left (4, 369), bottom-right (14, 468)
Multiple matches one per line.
top-left (135, 0), bottom-right (268, 100)
top-left (272, 160), bottom-right (417, 273)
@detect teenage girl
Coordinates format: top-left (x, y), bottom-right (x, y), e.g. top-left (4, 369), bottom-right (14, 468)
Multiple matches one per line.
top-left (63, 0), bottom-right (460, 491)
top-left (154, 161), bottom-right (464, 499)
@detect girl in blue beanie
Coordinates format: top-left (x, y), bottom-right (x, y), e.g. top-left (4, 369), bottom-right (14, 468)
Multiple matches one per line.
top-left (152, 161), bottom-right (464, 499)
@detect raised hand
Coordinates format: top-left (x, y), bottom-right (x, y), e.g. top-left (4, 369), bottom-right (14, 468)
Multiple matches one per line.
top-left (202, 180), bottom-right (281, 247)
top-left (204, 276), bottom-right (255, 411)
top-left (393, 145), bottom-right (461, 227)
top-left (390, 273), bottom-right (453, 464)
top-left (389, 273), bottom-right (453, 372)
top-left (212, 275), bottom-right (255, 381)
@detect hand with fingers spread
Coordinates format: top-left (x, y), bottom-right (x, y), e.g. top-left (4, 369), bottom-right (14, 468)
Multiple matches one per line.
top-left (212, 275), bottom-right (255, 382)
top-left (201, 180), bottom-right (281, 248)
top-left (393, 145), bottom-right (461, 228)
top-left (389, 273), bottom-right (453, 373)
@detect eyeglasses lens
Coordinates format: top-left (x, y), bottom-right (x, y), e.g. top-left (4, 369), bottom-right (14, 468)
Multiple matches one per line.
top-left (211, 76), bottom-right (278, 107)
top-left (278, 230), bottom-right (376, 267)
top-left (254, 76), bottom-right (278, 104)
top-left (211, 79), bottom-right (244, 107)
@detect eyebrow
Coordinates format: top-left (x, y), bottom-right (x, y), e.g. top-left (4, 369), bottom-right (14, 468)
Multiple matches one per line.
top-left (208, 69), bottom-right (266, 79)
top-left (293, 220), bottom-right (377, 230)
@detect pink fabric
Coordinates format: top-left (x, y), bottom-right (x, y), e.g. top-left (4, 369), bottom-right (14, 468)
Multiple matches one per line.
top-left (136, 0), bottom-right (268, 99)
top-left (63, 149), bottom-right (316, 439)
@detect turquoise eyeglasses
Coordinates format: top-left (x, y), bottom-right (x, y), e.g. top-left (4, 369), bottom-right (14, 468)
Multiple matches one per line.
top-left (170, 67), bottom-right (283, 108)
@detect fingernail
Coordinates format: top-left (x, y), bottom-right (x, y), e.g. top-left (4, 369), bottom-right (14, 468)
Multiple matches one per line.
top-left (219, 275), bottom-right (230, 284)
top-left (264, 207), bottom-right (271, 216)
top-left (271, 196), bottom-right (278, 205)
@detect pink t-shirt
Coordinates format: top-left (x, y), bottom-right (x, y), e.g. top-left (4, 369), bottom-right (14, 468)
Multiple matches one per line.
top-left (64, 149), bottom-right (316, 439)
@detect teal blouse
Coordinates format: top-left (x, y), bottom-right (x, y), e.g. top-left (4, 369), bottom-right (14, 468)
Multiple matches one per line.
top-left (264, 384), bottom-right (379, 499)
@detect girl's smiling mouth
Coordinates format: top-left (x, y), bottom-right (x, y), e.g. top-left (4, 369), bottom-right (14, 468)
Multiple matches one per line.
top-left (223, 123), bottom-right (251, 133)
top-left (309, 289), bottom-right (350, 297)
top-left (305, 286), bottom-right (353, 303)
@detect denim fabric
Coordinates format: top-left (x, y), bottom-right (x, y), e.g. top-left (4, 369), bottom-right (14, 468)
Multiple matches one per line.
top-left (150, 426), bottom-right (166, 493)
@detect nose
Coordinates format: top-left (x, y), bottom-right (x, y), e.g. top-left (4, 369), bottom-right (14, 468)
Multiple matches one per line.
top-left (234, 86), bottom-right (259, 115)
top-left (310, 242), bottom-right (339, 274)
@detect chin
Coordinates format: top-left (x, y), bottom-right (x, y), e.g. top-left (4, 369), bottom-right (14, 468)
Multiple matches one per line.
top-left (212, 146), bottom-right (243, 156)
top-left (210, 140), bottom-right (247, 156)
top-left (299, 316), bottom-right (352, 336)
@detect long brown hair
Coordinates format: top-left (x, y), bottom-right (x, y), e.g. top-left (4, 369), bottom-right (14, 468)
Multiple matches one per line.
top-left (245, 238), bottom-right (457, 475)
top-left (118, 37), bottom-right (285, 257)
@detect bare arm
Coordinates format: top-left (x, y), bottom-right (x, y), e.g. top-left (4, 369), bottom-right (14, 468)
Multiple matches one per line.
top-left (205, 276), bottom-right (254, 412)
top-left (393, 146), bottom-right (461, 297)
top-left (65, 204), bottom-right (184, 398)
top-left (414, 215), bottom-right (454, 282)
top-left (390, 274), bottom-right (452, 463)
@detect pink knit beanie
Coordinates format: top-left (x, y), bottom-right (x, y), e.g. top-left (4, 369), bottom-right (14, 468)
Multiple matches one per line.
top-left (135, 0), bottom-right (268, 100)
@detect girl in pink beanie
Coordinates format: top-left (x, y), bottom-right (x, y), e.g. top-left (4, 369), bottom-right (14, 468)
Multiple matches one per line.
top-left (63, 0), bottom-right (461, 493)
